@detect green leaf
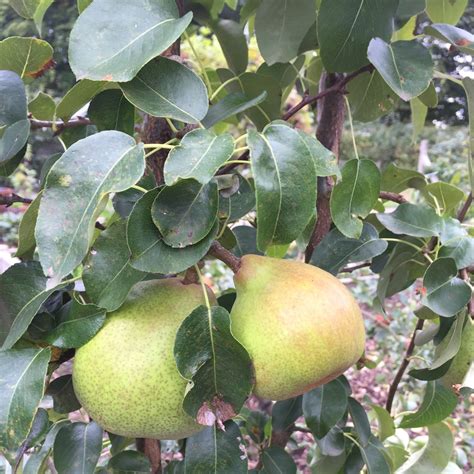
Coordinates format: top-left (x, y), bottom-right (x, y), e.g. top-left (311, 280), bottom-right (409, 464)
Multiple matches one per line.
top-left (317, 425), bottom-right (346, 457)
top-left (319, 0), bottom-right (398, 73)
top-left (46, 375), bottom-right (81, 414)
top-left (15, 191), bottom-right (41, 259)
top-left (439, 236), bottom-right (474, 270)
top-left (69, 0), bottom-right (192, 82)
top-left (174, 306), bottom-right (252, 421)
top-left (396, 422), bottom-right (454, 473)
top-left (255, 0), bottom-right (316, 65)
top-left (108, 451), bottom-right (151, 473)
top-left (370, 405), bottom-right (395, 441)
top-left (202, 91), bottom-right (267, 128)
top-left (422, 182), bottom-right (465, 215)
top-left (23, 420), bottom-right (70, 474)
top-left (272, 397), bottom-right (302, 432)
top-left (184, 421), bottom-right (247, 473)
top-left (0, 120), bottom-right (30, 170)
top-left (53, 422), bottom-right (103, 474)
top-left (431, 312), bottom-right (467, 369)
top-left (0, 348), bottom-right (50, 454)
top-left (164, 129), bottom-right (234, 185)
top-left (302, 377), bottom-right (349, 439)
top-left (231, 225), bottom-right (262, 257)
top-left (422, 258), bottom-right (471, 317)
top-left (127, 188), bottom-right (218, 274)
top-left (29, 92), bottom-right (55, 120)
top-left (88, 90), bottom-right (135, 135)
top-left (8, 0), bottom-right (54, 35)
top-left (410, 98), bottom-right (428, 141)
top-left (77, 0), bottom-right (92, 13)
top-left (419, 82), bottom-right (438, 108)
top-left (36, 131), bottom-right (145, 284)
top-left (121, 57), bottom-right (208, 124)
top-left (463, 78), bottom-right (474, 192)
top-left (348, 70), bottom-right (398, 122)
top-left (83, 220), bottom-right (146, 312)
top-left (311, 223), bottom-right (387, 275)
top-left (152, 179), bottom-right (219, 248)
top-left (260, 446), bottom-right (297, 473)
top-left (44, 299), bottom-right (106, 349)
top-left (359, 436), bottom-right (391, 474)
top-left (56, 80), bottom-right (112, 121)
top-left (298, 131), bottom-right (341, 179)
top-left (380, 163), bottom-right (426, 193)
top-left (330, 159), bottom-right (381, 239)
top-left (425, 24), bottom-right (474, 54)
top-left (348, 398), bottom-right (371, 446)
top-left (218, 175), bottom-right (256, 222)
top-left (409, 359), bottom-right (453, 381)
top-left (368, 39), bottom-right (434, 101)
top-left (248, 122), bottom-right (317, 251)
top-left (212, 19), bottom-right (248, 74)
top-left (397, 0), bottom-right (426, 19)
top-left (377, 203), bottom-right (444, 238)
top-left (399, 381), bottom-right (457, 428)
top-left (0, 262), bottom-right (69, 350)
top-left (425, 0), bottom-right (468, 25)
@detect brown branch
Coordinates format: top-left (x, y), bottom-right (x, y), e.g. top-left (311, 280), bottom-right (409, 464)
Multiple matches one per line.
top-left (0, 193), bottom-right (33, 207)
top-left (457, 192), bottom-right (472, 223)
top-left (208, 241), bottom-right (241, 273)
top-left (30, 116), bottom-right (92, 133)
top-left (340, 262), bottom-right (371, 273)
top-left (136, 439), bottom-right (161, 473)
top-left (379, 191), bottom-right (408, 204)
top-left (386, 318), bottom-right (424, 414)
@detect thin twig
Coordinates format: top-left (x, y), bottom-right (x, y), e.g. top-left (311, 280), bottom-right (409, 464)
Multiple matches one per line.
top-left (208, 241), bottom-right (241, 273)
top-left (340, 262), bottom-right (371, 273)
top-left (0, 193), bottom-right (33, 207)
top-left (386, 318), bottom-right (424, 414)
top-left (457, 192), bottom-right (473, 222)
top-left (30, 116), bottom-right (92, 133)
top-left (379, 191), bottom-right (408, 204)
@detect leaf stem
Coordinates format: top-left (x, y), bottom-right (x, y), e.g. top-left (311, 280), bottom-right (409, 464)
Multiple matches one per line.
top-left (184, 30), bottom-right (213, 95)
top-left (210, 76), bottom-right (240, 101)
top-left (234, 133), bottom-right (248, 145)
top-left (234, 146), bottom-right (249, 154)
top-left (131, 185), bottom-right (148, 193)
top-left (165, 118), bottom-right (179, 134)
top-left (382, 238), bottom-right (433, 263)
top-left (221, 160), bottom-right (250, 167)
top-left (345, 96), bottom-right (359, 160)
top-left (194, 265), bottom-right (211, 311)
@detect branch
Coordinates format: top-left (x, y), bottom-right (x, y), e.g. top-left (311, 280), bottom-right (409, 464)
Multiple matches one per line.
top-left (385, 318), bottom-right (424, 414)
top-left (0, 193), bottom-right (33, 207)
top-left (208, 241), bottom-right (241, 273)
top-left (340, 262), bottom-right (371, 273)
top-left (282, 65), bottom-right (374, 121)
top-left (379, 191), bottom-right (408, 204)
top-left (30, 116), bottom-right (92, 134)
top-left (457, 192), bottom-right (472, 223)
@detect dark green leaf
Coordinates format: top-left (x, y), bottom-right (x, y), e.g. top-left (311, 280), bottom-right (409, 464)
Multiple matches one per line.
top-left (184, 421), bottom-right (247, 473)
top-left (298, 131), bottom-right (341, 179)
top-left (409, 359), bottom-right (453, 381)
top-left (255, 0), bottom-right (316, 65)
top-left (397, 0), bottom-right (426, 19)
top-left (15, 191), bottom-right (41, 259)
top-left (56, 80), bottom-right (111, 121)
top-left (272, 397), bottom-right (302, 432)
top-left (348, 398), bottom-right (371, 446)
top-left (112, 175), bottom-right (156, 218)
top-left (164, 129), bottom-right (234, 185)
top-left (418, 82), bottom-right (438, 108)
top-left (302, 377), bottom-right (348, 439)
top-left (330, 159), bottom-right (381, 239)
top-left (368, 39), bottom-right (434, 101)
top-left (439, 236), bottom-right (474, 269)
top-left (69, 0), bottom-right (192, 82)
top-left (248, 122), bottom-right (317, 251)
top-left (0, 262), bottom-right (68, 349)
top-left (348, 70), bottom-right (398, 122)
top-left (311, 223), bottom-right (387, 275)
top-left (231, 225), bottom-right (262, 257)
top-left (359, 436), bottom-right (391, 474)
top-left (29, 92), bottom-right (55, 120)
top-left (88, 90), bottom-right (135, 135)
top-left (213, 19), bottom-right (248, 74)
top-left (422, 258), bottom-right (471, 317)
top-left (45, 298), bottom-right (105, 349)
top-left (202, 91), bottom-right (267, 128)
top-left (46, 375), bottom-right (81, 414)
top-left (127, 188), bottom-right (218, 273)
top-left (152, 179), bottom-right (219, 248)
top-left (319, 0), bottom-right (398, 73)
top-left (0, 348), bottom-right (50, 455)
top-left (36, 131), bottom-right (145, 284)
top-left (0, 37), bottom-right (53, 80)
top-left (0, 119), bottom-right (30, 168)
top-left (380, 163), bottom-right (426, 193)
top-left (260, 446), bottom-right (296, 473)
top-left (426, 0), bottom-right (468, 25)
top-left (108, 450), bottom-right (151, 473)
top-left (120, 57), bottom-right (208, 124)
top-left (218, 175), bottom-right (256, 221)
top-left (377, 203), bottom-right (444, 238)
top-left (399, 381), bottom-right (457, 428)
top-left (83, 220), bottom-right (146, 312)
top-left (431, 312), bottom-right (467, 369)
top-left (174, 306), bottom-right (252, 421)
top-left (464, 77), bottom-right (474, 193)
top-left (425, 23), bottom-right (474, 54)
top-left (317, 425), bottom-right (346, 457)
top-left (53, 422), bottom-right (103, 474)
top-left (8, 0), bottom-right (53, 34)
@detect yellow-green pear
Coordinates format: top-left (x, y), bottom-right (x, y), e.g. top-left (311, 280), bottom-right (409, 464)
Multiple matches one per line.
top-left (230, 255), bottom-right (365, 401)
top-left (441, 318), bottom-right (473, 390)
top-left (73, 278), bottom-right (215, 439)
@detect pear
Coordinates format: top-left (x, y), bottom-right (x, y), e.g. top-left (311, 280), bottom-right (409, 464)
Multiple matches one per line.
top-left (230, 255), bottom-right (365, 400)
top-left (73, 278), bottom-right (214, 439)
top-left (441, 318), bottom-right (473, 390)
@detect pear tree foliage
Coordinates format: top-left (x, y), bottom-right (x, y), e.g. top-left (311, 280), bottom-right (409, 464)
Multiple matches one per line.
top-left (0, 0), bottom-right (473, 472)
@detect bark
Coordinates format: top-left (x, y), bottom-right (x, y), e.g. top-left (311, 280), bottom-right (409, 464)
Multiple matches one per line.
top-left (136, 439), bottom-right (162, 473)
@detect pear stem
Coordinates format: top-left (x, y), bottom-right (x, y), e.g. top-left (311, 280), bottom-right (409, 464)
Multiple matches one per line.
top-left (208, 241), bottom-right (241, 274)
